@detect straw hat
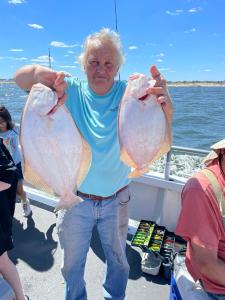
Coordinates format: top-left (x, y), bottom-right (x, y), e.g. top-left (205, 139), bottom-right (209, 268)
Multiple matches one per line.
top-left (203, 139), bottom-right (225, 166)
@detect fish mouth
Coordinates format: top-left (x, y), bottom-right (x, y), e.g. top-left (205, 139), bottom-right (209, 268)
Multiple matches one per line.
top-left (138, 94), bottom-right (149, 101)
top-left (47, 104), bottom-right (58, 115)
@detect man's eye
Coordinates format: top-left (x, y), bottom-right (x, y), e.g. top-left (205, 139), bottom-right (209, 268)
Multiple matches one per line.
top-left (105, 62), bottom-right (113, 68)
top-left (89, 61), bottom-right (98, 67)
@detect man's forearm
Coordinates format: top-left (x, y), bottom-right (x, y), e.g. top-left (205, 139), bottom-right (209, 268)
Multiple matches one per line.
top-left (14, 65), bottom-right (56, 91)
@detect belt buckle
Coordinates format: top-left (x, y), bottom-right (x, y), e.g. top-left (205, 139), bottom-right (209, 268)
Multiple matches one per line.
top-left (90, 194), bottom-right (99, 201)
top-left (89, 194), bottom-right (94, 200)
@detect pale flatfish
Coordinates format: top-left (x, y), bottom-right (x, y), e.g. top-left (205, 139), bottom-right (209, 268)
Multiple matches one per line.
top-left (118, 73), bottom-right (171, 177)
top-left (20, 83), bottom-right (92, 209)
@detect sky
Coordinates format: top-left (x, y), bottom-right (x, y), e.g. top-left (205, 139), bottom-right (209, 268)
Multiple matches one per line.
top-left (0, 0), bottom-right (225, 81)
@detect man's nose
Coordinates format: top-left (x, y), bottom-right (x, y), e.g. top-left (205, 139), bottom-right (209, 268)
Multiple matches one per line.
top-left (96, 64), bottom-right (106, 72)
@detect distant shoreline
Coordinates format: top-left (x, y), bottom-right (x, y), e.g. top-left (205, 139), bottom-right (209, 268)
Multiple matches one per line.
top-left (167, 82), bottom-right (225, 87)
top-left (0, 79), bottom-right (225, 87)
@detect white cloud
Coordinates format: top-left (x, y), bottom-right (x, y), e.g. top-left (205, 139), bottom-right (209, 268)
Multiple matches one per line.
top-left (158, 68), bottom-right (171, 72)
top-left (166, 7), bottom-right (201, 16)
top-left (188, 7), bottom-right (202, 13)
top-left (128, 46), bottom-right (137, 50)
top-left (166, 10), bottom-right (183, 16)
top-left (15, 57), bottom-right (27, 60)
top-left (28, 24), bottom-right (44, 30)
top-left (157, 59), bottom-right (163, 63)
top-left (153, 53), bottom-right (165, 58)
top-left (0, 56), bottom-right (27, 60)
top-left (59, 65), bottom-right (77, 69)
top-left (204, 69), bottom-right (211, 72)
top-left (189, 8), bottom-right (197, 13)
top-left (31, 55), bottom-right (54, 63)
top-left (50, 41), bottom-right (79, 48)
top-left (67, 50), bottom-right (75, 54)
top-left (9, 48), bottom-right (24, 52)
top-left (184, 28), bottom-right (196, 33)
top-left (8, 0), bottom-right (25, 4)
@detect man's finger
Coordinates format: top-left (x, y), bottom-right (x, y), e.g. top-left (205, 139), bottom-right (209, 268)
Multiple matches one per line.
top-left (54, 72), bottom-right (66, 86)
top-left (58, 93), bottom-right (67, 106)
top-left (146, 86), bottom-right (164, 95)
top-left (150, 65), bottom-right (161, 80)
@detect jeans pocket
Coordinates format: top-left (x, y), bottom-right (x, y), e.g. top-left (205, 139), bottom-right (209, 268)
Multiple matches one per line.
top-left (118, 186), bottom-right (131, 206)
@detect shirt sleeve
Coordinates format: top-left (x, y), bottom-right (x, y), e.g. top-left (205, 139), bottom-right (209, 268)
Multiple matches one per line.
top-left (175, 177), bottom-right (220, 251)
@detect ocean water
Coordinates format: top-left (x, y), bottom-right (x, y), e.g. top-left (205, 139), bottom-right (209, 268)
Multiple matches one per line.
top-left (0, 82), bottom-right (225, 178)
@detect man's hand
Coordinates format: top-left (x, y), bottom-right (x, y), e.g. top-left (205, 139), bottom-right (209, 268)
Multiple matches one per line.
top-left (50, 72), bottom-right (68, 113)
top-left (145, 65), bottom-right (173, 123)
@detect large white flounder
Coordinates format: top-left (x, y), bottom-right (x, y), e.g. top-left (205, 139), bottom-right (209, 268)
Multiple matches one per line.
top-left (20, 83), bottom-right (92, 209)
top-left (118, 74), bottom-right (171, 178)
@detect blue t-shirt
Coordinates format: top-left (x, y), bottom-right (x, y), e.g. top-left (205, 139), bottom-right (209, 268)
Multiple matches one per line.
top-left (0, 128), bottom-right (21, 165)
top-left (65, 77), bottom-right (131, 196)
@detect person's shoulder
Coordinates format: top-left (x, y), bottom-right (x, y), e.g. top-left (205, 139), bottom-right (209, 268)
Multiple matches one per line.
top-left (116, 79), bottom-right (127, 86)
top-left (114, 80), bottom-right (127, 92)
top-left (184, 171), bottom-right (210, 192)
top-left (65, 76), bottom-right (81, 86)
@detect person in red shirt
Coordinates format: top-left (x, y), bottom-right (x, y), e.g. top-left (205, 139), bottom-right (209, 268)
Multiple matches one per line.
top-left (176, 139), bottom-right (225, 300)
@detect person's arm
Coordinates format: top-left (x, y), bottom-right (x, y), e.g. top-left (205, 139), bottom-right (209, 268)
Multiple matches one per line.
top-left (190, 240), bottom-right (225, 286)
top-left (14, 64), bottom-right (67, 108)
top-left (14, 65), bottom-right (55, 90)
top-left (0, 181), bottom-right (11, 191)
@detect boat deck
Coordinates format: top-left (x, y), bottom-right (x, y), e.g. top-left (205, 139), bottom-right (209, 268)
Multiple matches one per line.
top-left (9, 200), bottom-right (170, 300)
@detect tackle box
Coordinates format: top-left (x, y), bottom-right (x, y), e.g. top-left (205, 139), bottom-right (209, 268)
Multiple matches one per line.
top-left (132, 220), bottom-right (187, 278)
top-left (148, 225), bottom-right (165, 253)
top-left (131, 220), bottom-right (155, 247)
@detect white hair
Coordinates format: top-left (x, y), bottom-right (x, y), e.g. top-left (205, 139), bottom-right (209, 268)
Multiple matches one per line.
top-left (78, 28), bottom-right (125, 70)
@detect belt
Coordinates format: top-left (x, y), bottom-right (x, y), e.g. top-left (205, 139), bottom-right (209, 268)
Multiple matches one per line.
top-left (77, 185), bottom-right (128, 201)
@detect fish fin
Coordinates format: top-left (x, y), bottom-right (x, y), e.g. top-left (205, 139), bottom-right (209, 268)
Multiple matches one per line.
top-left (128, 166), bottom-right (150, 178)
top-left (152, 122), bottom-right (172, 162)
top-left (76, 139), bottom-right (92, 187)
top-left (120, 146), bottom-right (137, 168)
top-left (23, 158), bottom-right (54, 195)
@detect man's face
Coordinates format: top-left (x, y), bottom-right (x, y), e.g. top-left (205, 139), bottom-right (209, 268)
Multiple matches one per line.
top-left (84, 42), bottom-right (119, 95)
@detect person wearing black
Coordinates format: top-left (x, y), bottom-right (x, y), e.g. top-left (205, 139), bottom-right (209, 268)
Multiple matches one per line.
top-left (0, 138), bottom-right (30, 300)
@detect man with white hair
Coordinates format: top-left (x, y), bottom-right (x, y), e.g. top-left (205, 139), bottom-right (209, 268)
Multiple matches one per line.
top-left (176, 139), bottom-right (225, 300)
top-left (14, 28), bottom-right (173, 300)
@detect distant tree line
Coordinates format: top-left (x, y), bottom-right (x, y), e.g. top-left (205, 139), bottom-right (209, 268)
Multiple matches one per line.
top-left (167, 80), bottom-right (225, 84)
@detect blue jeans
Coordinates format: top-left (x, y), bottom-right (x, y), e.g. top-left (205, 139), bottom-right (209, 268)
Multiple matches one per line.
top-left (207, 292), bottom-right (225, 300)
top-left (57, 186), bottom-right (130, 300)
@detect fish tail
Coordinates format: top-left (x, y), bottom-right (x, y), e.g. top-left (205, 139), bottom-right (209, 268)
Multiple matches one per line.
top-left (56, 193), bottom-right (83, 210)
top-left (128, 166), bottom-right (149, 178)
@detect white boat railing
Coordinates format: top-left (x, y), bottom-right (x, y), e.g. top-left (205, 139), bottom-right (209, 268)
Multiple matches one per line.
top-left (163, 146), bottom-right (209, 180)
